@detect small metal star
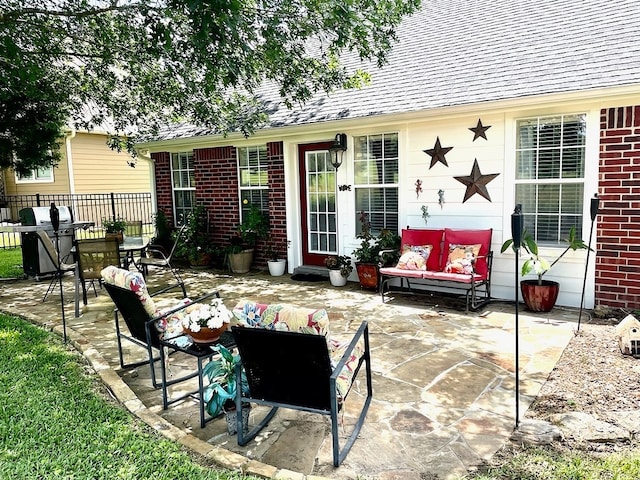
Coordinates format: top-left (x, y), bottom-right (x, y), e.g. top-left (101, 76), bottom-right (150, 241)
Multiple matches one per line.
top-left (469, 119), bottom-right (491, 141)
top-left (423, 137), bottom-right (453, 169)
top-left (454, 159), bottom-right (500, 202)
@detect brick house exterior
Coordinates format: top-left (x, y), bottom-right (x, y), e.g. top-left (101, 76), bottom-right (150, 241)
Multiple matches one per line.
top-left (597, 106), bottom-right (640, 309)
top-left (140, 0), bottom-right (640, 310)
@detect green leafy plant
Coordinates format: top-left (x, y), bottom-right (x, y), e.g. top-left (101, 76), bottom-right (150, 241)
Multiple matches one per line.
top-left (202, 344), bottom-right (249, 417)
top-left (353, 211), bottom-right (401, 265)
top-left (237, 203), bottom-right (269, 249)
top-left (174, 205), bottom-right (214, 263)
top-left (324, 255), bottom-right (353, 277)
top-left (501, 226), bottom-right (589, 285)
top-left (150, 208), bottom-right (173, 251)
top-left (352, 211), bottom-right (379, 263)
top-left (102, 217), bottom-right (128, 234)
top-left (377, 228), bottom-right (401, 266)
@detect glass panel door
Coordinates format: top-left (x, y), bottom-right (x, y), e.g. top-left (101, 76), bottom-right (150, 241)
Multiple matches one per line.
top-left (306, 150), bottom-right (336, 254)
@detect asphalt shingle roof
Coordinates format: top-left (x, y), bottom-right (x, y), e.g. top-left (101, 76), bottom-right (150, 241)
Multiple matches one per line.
top-left (154, 0), bottom-right (640, 141)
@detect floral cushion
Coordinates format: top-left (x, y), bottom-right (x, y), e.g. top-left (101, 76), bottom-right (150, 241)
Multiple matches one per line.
top-left (444, 244), bottom-right (481, 275)
top-left (101, 265), bottom-right (190, 340)
top-left (101, 265), bottom-right (159, 317)
top-left (232, 300), bottom-right (330, 340)
top-left (232, 299), bottom-right (364, 400)
top-left (330, 338), bottom-right (365, 400)
top-left (396, 244), bottom-right (432, 271)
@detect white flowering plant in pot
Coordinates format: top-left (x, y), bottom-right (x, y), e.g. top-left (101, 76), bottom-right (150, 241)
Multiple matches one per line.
top-left (181, 298), bottom-right (232, 334)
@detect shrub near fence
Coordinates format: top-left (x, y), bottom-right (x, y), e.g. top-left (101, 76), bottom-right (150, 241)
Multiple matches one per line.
top-left (0, 193), bottom-right (153, 249)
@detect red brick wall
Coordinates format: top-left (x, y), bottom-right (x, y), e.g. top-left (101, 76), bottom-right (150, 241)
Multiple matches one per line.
top-left (151, 152), bottom-right (175, 226)
top-left (262, 141), bottom-right (287, 265)
top-left (189, 141), bottom-right (287, 268)
top-left (193, 146), bottom-right (239, 247)
top-left (597, 106), bottom-right (640, 309)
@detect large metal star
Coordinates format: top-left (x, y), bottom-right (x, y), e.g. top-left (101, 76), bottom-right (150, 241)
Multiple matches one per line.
top-left (468, 119), bottom-right (491, 141)
top-left (454, 159), bottom-right (500, 202)
top-left (423, 137), bottom-right (453, 169)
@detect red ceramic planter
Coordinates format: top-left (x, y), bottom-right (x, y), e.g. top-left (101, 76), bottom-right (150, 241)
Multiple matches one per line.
top-left (520, 279), bottom-right (560, 312)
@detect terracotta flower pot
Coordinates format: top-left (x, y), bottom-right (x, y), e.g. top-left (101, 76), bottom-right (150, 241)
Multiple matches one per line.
top-left (520, 279), bottom-right (560, 313)
top-left (355, 262), bottom-right (379, 290)
top-left (184, 324), bottom-right (228, 343)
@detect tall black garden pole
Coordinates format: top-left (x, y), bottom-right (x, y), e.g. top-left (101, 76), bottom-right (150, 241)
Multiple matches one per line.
top-left (511, 204), bottom-right (523, 428)
top-left (577, 194), bottom-right (600, 332)
top-left (50, 202), bottom-right (67, 342)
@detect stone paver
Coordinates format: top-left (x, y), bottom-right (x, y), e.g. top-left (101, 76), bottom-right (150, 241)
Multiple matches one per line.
top-left (0, 269), bottom-right (579, 479)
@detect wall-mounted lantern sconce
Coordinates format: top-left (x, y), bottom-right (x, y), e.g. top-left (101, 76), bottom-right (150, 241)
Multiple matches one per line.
top-left (328, 133), bottom-right (347, 170)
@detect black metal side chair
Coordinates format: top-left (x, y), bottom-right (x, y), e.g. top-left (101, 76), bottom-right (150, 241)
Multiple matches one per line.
top-left (139, 223), bottom-right (187, 297)
top-left (230, 321), bottom-right (372, 467)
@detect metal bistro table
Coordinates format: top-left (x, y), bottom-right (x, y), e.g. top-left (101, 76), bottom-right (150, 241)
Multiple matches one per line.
top-left (119, 236), bottom-right (150, 271)
top-left (159, 329), bottom-right (236, 428)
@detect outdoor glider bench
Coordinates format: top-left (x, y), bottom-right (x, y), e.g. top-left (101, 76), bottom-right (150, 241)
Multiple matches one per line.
top-left (229, 300), bottom-right (372, 467)
top-left (379, 227), bottom-right (493, 312)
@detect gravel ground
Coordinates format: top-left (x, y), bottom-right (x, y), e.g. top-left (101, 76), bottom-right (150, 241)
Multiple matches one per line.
top-left (524, 308), bottom-right (640, 452)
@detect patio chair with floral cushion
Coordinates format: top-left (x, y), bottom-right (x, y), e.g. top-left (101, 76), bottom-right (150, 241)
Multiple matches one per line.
top-left (229, 300), bottom-right (372, 467)
top-left (100, 266), bottom-right (224, 404)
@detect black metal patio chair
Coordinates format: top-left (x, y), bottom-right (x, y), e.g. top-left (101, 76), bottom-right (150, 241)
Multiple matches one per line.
top-left (230, 320), bottom-right (372, 467)
top-left (101, 266), bottom-right (213, 389)
top-left (139, 223), bottom-right (187, 297)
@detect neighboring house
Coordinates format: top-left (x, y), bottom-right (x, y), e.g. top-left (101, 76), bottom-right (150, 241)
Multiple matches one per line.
top-left (1, 129), bottom-right (153, 222)
top-left (137, 0), bottom-right (640, 310)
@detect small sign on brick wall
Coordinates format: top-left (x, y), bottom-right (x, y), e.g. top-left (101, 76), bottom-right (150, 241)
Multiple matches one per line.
top-left (615, 314), bottom-right (640, 357)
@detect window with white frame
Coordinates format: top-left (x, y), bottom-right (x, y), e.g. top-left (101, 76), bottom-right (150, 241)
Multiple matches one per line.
top-left (515, 114), bottom-right (586, 245)
top-left (171, 151), bottom-right (196, 225)
top-left (15, 165), bottom-right (54, 183)
top-left (354, 133), bottom-right (399, 235)
top-left (237, 145), bottom-right (269, 218)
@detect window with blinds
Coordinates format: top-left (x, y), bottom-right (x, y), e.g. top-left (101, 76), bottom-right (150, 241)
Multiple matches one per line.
top-left (238, 145), bottom-right (269, 218)
top-left (354, 133), bottom-right (399, 235)
top-left (171, 151), bottom-right (196, 225)
top-left (515, 114), bottom-right (586, 245)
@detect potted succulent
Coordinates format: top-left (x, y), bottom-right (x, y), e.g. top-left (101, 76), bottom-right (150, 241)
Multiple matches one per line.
top-left (228, 202), bottom-right (269, 273)
top-left (102, 217), bottom-right (128, 244)
top-left (202, 344), bottom-right (251, 435)
top-left (265, 235), bottom-right (289, 276)
top-left (501, 225), bottom-right (589, 312)
top-left (324, 254), bottom-right (353, 286)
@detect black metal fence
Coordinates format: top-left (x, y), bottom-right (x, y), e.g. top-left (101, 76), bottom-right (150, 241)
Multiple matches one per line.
top-left (0, 192), bottom-right (154, 249)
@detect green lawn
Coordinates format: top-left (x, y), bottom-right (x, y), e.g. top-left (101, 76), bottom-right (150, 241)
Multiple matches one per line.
top-left (0, 313), bottom-right (257, 480)
top-left (0, 247), bottom-right (24, 279)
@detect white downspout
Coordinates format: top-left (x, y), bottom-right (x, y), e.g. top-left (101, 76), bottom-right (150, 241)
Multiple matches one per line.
top-left (65, 128), bottom-right (77, 194)
top-left (136, 149), bottom-right (157, 215)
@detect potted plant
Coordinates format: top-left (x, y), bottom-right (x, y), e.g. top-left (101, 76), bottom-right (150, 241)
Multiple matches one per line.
top-left (174, 205), bottom-right (213, 268)
top-left (352, 212), bottom-right (400, 290)
top-left (202, 344), bottom-right (251, 435)
top-left (228, 203), bottom-right (269, 273)
top-left (102, 217), bottom-right (128, 244)
top-left (265, 236), bottom-right (289, 276)
top-left (324, 254), bottom-right (353, 286)
top-left (180, 298), bottom-right (231, 343)
top-left (501, 225), bottom-right (589, 312)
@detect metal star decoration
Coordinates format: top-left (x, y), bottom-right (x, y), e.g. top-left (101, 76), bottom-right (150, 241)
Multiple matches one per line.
top-left (454, 159), bottom-right (500, 202)
top-left (469, 119), bottom-right (491, 141)
top-left (423, 137), bottom-right (453, 168)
